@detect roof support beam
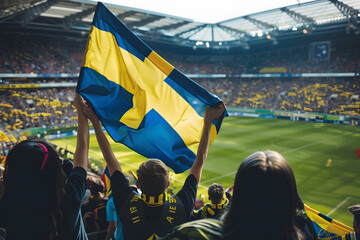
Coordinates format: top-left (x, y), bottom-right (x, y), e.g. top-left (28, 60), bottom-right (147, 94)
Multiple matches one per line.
top-left (154, 21), bottom-right (189, 31)
top-left (281, 7), bottom-right (315, 24)
top-left (216, 25), bottom-right (249, 49)
top-left (63, 7), bottom-right (95, 30)
top-left (174, 24), bottom-right (207, 38)
top-left (243, 15), bottom-right (275, 30)
top-left (1, 0), bottom-right (59, 25)
top-left (330, 0), bottom-right (359, 26)
top-left (216, 24), bottom-right (246, 37)
top-left (127, 15), bottom-right (162, 28)
top-left (116, 11), bottom-right (135, 22)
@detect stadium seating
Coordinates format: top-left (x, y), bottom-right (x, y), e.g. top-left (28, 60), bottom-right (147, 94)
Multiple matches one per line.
top-left (0, 34), bottom-right (359, 136)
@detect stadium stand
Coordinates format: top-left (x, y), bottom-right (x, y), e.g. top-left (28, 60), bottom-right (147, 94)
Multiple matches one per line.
top-left (0, 36), bottom-right (86, 74)
top-left (0, 88), bottom-right (76, 130)
top-left (1, 0), bottom-right (359, 238)
top-left (1, 34), bottom-right (359, 75)
top-left (0, 35), bottom-right (359, 135)
top-left (194, 77), bottom-right (360, 116)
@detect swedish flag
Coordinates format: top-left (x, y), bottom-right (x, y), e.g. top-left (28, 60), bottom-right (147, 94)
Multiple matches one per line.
top-left (101, 166), bottom-right (112, 198)
top-left (77, 2), bottom-right (226, 173)
top-left (304, 204), bottom-right (354, 240)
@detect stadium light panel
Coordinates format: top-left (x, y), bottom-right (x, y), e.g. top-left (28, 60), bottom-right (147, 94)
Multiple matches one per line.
top-left (82, 18), bottom-right (93, 22)
top-left (124, 17), bottom-right (141, 22)
top-left (50, 6), bottom-right (82, 12)
top-left (40, 13), bottom-right (65, 18)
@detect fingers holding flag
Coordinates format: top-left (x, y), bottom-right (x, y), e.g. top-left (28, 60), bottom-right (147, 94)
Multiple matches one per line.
top-left (205, 102), bottom-right (226, 123)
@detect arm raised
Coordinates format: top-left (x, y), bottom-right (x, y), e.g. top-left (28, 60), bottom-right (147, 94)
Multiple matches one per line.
top-left (189, 102), bottom-right (226, 183)
top-left (79, 97), bottom-right (122, 176)
top-left (73, 94), bottom-right (89, 170)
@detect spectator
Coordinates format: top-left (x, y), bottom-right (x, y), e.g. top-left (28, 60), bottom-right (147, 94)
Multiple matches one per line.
top-left (83, 178), bottom-right (106, 212)
top-left (105, 197), bottom-right (124, 240)
top-left (160, 150), bottom-right (316, 240)
top-left (0, 94), bottom-right (89, 239)
top-left (82, 177), bottom-right (108, 233)
top-left (191, 183), bottom-right (231, 220)
top-left (222, 150), bottom-right (315, 240)
top-left (348, 204), bottom-right (360, 232)
top-left (79, 96), bottom-right (226, 239)
top-left (343, 204), bottom-right (360, 239)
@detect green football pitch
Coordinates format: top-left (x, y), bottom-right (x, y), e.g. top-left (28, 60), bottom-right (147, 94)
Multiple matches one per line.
top-left (50, 116), bottom-right (360, 226)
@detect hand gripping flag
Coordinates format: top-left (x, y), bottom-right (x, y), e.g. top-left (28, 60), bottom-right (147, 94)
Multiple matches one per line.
top-left (77, 2), bottom-right (227, 173)
top-left (304, 204), bottom-right (354, 239)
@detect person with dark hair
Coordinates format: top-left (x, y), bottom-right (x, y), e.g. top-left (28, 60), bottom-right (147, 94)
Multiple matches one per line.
top-left (192, 183), bottom-right (231, 220)
top-left (78, 97), bottom-right (226, 239)
top-left (82, 177), bottom-right (108, 233)
top-left (0, 94), bottom-right (89, 240)
top-left (343, 204), bottom-right (360, 239)
top-left (159, 150), bottom-right (316, 240)
top-left (222, 150), bottom-right (312, 240)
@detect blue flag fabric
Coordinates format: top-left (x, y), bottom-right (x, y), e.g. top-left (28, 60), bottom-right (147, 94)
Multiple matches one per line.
top-left (304, 204), bottom-right (353, 239)
top-left (77, 2), bottom-right (227, 173)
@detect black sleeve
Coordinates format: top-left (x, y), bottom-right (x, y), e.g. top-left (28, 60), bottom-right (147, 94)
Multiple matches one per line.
top-left (60, 167), bottom-right (88, 240)
top-left (110, 170), bottom-right (133, 214)
top-left (64, 167), bottom-right (87, 204)
top-left (176, 174), bottom-right (198, 220)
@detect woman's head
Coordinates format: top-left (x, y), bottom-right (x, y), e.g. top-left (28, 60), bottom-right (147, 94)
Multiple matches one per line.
top-left (3, 140), bottom-right (66, 191)
top-left (223, 150), bottom-right (301, 240)
top-left (1, 140), bottom-right (66, 239)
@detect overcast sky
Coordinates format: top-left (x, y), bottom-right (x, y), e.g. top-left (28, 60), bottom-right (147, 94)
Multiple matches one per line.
top-left (97, 0), bottom-right (315, 23)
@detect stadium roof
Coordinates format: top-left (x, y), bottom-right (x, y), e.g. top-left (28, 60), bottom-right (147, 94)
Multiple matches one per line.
top-left (0, 0), bottom-right (359, 50)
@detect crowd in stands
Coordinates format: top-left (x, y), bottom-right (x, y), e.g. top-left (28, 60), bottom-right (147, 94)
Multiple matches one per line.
top-left (0, 37), bottom-right (86, 74)
top-left (0, 35), bottom-right (359, 128)
top-left (0, 88), bottom-right (76, 131)
top-left (1, 35), bottom-right (360, 75)
top-left (194, 77), bottom-right (360, 116)
top-left (0, 95), bottom-right (358, 239)
top-left (1, 29), bottom-right (360, 240)
top-left (0, 76), bottom-right (359, 139)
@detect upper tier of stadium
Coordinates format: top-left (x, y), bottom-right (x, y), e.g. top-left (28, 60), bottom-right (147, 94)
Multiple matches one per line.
top-left (0, 0), bottom-right (359, 51)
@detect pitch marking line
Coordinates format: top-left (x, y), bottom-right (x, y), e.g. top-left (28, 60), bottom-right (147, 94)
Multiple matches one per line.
top-left (327, 196), bottom-right (359, 216)
top-left (201, 171), bottom-right (237, 184)
top-left (202, 132), bottom-right (351, 184)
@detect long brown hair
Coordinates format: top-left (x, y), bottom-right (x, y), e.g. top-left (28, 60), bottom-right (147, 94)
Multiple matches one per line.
top-left (223, 150), bottom-right (302, 240)
top-left (1, 140), bottom-right (66, 239)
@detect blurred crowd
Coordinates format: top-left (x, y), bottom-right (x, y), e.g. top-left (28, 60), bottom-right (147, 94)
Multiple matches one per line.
top-left (0, 78), bottom-right (359, 136)
top-left (195, 77), bottom-right (360, 115)
top-left (0, 88), bottom-right (76, 131)
top-left (0, 34), bottom-right (359, 134)
top-left (0, 35), bottom-right (359, 75)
